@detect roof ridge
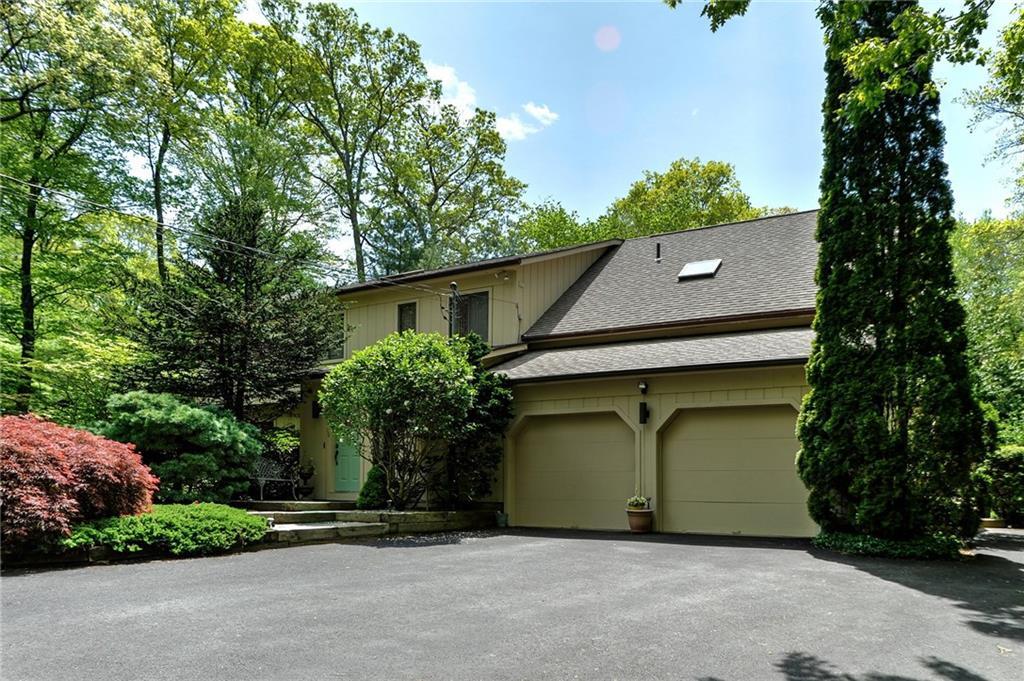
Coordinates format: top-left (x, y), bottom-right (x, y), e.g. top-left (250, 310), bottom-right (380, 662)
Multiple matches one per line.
top-left (631, 208), bottom-right (819, 241)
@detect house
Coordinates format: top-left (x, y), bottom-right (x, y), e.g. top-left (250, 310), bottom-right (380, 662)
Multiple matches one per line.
top-left (294, 209), bottom-right (820, 537)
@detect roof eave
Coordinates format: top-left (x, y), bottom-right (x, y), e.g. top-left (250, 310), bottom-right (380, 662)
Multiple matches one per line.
top-left (503, 356), bottom-right (809, 384)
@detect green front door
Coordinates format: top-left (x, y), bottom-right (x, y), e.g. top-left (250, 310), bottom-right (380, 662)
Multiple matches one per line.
top-left (334, 440), bottom-right (361, 492)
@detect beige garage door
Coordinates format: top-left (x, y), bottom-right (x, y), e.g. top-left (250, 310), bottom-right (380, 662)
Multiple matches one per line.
top-left (660, 405), bottom-right (817, 537)
top-left (514, 412), bottom-right (635, 530)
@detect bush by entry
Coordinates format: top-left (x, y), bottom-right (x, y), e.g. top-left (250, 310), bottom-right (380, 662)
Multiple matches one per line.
top-left (60, 504), bottom-right (268, 557)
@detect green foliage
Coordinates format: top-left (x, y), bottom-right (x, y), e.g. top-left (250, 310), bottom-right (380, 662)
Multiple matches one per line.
top-left (626, 495), bottom-right (649, 509)
top-left (1, 0), bottom-right (163, 414)
top-left (433, 333), bottom-right (514, 508)
top-left (812, 531), bottom-right (963, 561)
top-left (968, 6), bottom-right (1024, 204)
top-left (131, 199), bottom-right (345, 420)
top-left (98, 392), bottom-right (262, 503)
top-left (320, 332), bottom-right (476, 509)
top-left (506, 200), bottom-right (603, 253)
top-left (595, 157), bottom-right (764, 240)
top-left (369, 105), bottom-right (525, 274)
top-left (60, 504), bottom-right (268, 556)
top-left (356, 465), bottom-right (389, 510)
top-left (975, 445), bottom-right (1024, 525)
top-left (797, 2), bottom-right (985, 542)
top-left (952, 215), bottom-right (1024, 445)
top-left (260, 426), bottom-right (301, 481)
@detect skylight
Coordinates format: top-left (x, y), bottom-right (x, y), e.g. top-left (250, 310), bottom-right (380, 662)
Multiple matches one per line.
top-left (678, 258), bottom-right (722, 280)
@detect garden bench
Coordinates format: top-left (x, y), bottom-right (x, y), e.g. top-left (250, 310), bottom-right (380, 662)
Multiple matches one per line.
top-left (253, 457), bottom-right (297, 501)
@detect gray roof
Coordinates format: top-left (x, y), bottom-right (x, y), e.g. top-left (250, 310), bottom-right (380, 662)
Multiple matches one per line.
top-left (493, 327), bottom-right (813, 382)
top-left (338, 240), bottom-right (621, 294)
top-left (523, 210), bottom-right (819, 340)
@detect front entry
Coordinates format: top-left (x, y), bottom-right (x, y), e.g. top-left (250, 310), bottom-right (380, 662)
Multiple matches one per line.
top-left (334, 439), bottom-right (361, 492)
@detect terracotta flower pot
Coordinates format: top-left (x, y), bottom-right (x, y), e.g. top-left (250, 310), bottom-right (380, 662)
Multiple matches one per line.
top-left (626, 508), bottom-right (653, 533)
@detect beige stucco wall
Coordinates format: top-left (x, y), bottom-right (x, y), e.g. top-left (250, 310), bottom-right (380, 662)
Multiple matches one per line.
top-left (504, 365), bottom-right (811, 533)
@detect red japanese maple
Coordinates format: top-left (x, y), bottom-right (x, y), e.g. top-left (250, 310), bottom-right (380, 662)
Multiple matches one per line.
top-left (0, 414), bottom-right (159, 548)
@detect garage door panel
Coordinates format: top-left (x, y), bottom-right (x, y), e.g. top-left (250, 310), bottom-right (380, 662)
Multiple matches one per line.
top-left (514, 412), bottom-right (635, 531)
top-left (661, 405), bottom-right (816, 537)
top-left (516, 499), bottom-right (626, 530)
top-left (663, 438), bottom-right (798, 471)
top-left (662, 501), bottom-right (818, 537)
top-left (516, 470), bottom-right (634, 502)
top-left (665, 470), bottom-right (809, 504)
top-left (671, 407), bottom-right (797, 440)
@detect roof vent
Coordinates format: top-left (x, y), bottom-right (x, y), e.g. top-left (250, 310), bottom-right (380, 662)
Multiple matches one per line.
top-left (677, 258), bottom-right (722, 280)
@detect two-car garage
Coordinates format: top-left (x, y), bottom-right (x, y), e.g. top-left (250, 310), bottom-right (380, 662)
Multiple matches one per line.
top-left (509, 391), bottom-right (817, 538)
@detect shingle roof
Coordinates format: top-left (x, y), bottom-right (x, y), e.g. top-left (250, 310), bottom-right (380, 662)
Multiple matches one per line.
top-left (493, 327), bottom-right (814, 382)
top-left (337, 240), bottom-right (621, 294)
top-left (522, 210), bottom-right (819, 340)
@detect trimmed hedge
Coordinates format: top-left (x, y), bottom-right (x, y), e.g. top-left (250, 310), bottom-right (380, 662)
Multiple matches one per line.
top-left (0, 414), bottom-right (158, 550)
top-left (812, 531), bottom-right (963, 560)
top-left (60, 504), bottom-right (268, 556)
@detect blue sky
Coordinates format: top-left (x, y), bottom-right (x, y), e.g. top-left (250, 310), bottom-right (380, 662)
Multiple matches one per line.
top-left (245, 1), bottom-right (1019, 221)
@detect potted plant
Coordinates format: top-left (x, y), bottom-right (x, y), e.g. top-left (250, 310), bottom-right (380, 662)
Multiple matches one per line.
top-left (626, 495), bottom-right (653, 533)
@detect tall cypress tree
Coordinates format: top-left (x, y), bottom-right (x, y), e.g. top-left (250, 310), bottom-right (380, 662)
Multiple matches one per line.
top-left (797, 1), bottom-right (985, 540)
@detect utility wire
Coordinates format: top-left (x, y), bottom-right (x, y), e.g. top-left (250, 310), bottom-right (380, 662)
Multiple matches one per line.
top-left (0, 173), bottom-right (451, 299)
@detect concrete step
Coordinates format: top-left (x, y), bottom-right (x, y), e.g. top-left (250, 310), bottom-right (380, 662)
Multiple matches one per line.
top-left (250, 510), bottom-right (341, 524)
top-left (233, 500), bottom-right (355, 512)
top-left (264, 521), bottom-right (387, 545)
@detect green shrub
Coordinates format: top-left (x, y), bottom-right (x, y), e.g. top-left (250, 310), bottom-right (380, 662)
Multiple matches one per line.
top-left (976, 445), bottom-right (1024, 525)
top-left (60, 504), bottom-right (267, 556)
top-left (356, 465), bottom-right (389, 510)
top-left (433, 333), bottom-right (514, 508)
top-left (812, 531), bottom-right (963, 560)
top-left (98, 392), bottom-right (262, 503)
top-left (320, 332), bottom-right (476, 510)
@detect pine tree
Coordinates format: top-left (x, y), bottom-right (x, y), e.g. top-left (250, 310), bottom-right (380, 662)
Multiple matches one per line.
top-left (796, 1), bottom-right (985, 540)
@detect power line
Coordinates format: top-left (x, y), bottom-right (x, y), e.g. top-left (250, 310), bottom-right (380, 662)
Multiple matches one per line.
top-left (0, 173), bottom-right (451, 299)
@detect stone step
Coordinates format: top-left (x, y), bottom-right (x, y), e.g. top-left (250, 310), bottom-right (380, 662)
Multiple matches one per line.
top-left (233, 500), bottom-right (355, 512)
top-left (250, 510), bottom-right (341, 524)
top-left (264, 521), bottom-right (387, 545)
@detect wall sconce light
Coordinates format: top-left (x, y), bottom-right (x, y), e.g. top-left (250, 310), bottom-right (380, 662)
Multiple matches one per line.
top-left (637, 380), bottom-right (648, 395)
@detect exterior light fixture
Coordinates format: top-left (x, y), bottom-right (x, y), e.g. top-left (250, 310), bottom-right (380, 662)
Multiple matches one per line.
top-left (637, 380), bottom-right (648, 394)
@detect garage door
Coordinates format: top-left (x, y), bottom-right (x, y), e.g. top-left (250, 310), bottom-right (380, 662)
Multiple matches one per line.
top-left (660, 405), bottom-right (817, 537)
top-left (513, 412), bottom-right (635, 530)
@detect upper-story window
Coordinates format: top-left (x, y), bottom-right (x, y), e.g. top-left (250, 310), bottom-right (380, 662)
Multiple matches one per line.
top-left (397, 302), bottom-right (417, 333)
top-left (450, 291), bottom-right (489, 342)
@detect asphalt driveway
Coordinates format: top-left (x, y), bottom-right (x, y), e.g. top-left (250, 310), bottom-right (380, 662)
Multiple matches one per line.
top-left (1, 530), bottom-right (1021, 681)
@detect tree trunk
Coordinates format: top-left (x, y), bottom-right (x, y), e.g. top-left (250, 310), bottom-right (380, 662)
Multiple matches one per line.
top-left (14, 183), bottom-right (40, 413)
top-left (154, 120), bottom-right (171, 282)
top-left (349, 201), bottom-right (366, 282)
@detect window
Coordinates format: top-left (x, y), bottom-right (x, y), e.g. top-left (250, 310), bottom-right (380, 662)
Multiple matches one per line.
top-left (450, 291), bottom-right (489, 342)
top-left (397, 302), bottom-right (417, 333)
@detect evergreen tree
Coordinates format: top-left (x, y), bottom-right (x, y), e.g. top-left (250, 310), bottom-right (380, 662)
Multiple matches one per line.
top-left (133, 199), bottom-right (344, 421)
top-left (796, 1), bottom-right (985, 540)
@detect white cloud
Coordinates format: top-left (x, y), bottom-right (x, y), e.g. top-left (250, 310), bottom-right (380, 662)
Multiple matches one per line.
top-left (425, 63), bottom-right (558, 142)
top-left (523, 102), bottom-right (559, 127)
top-left (495, 113), bottom-right (539, 141)
top-left (425, 62), bottom-right (477, 120)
